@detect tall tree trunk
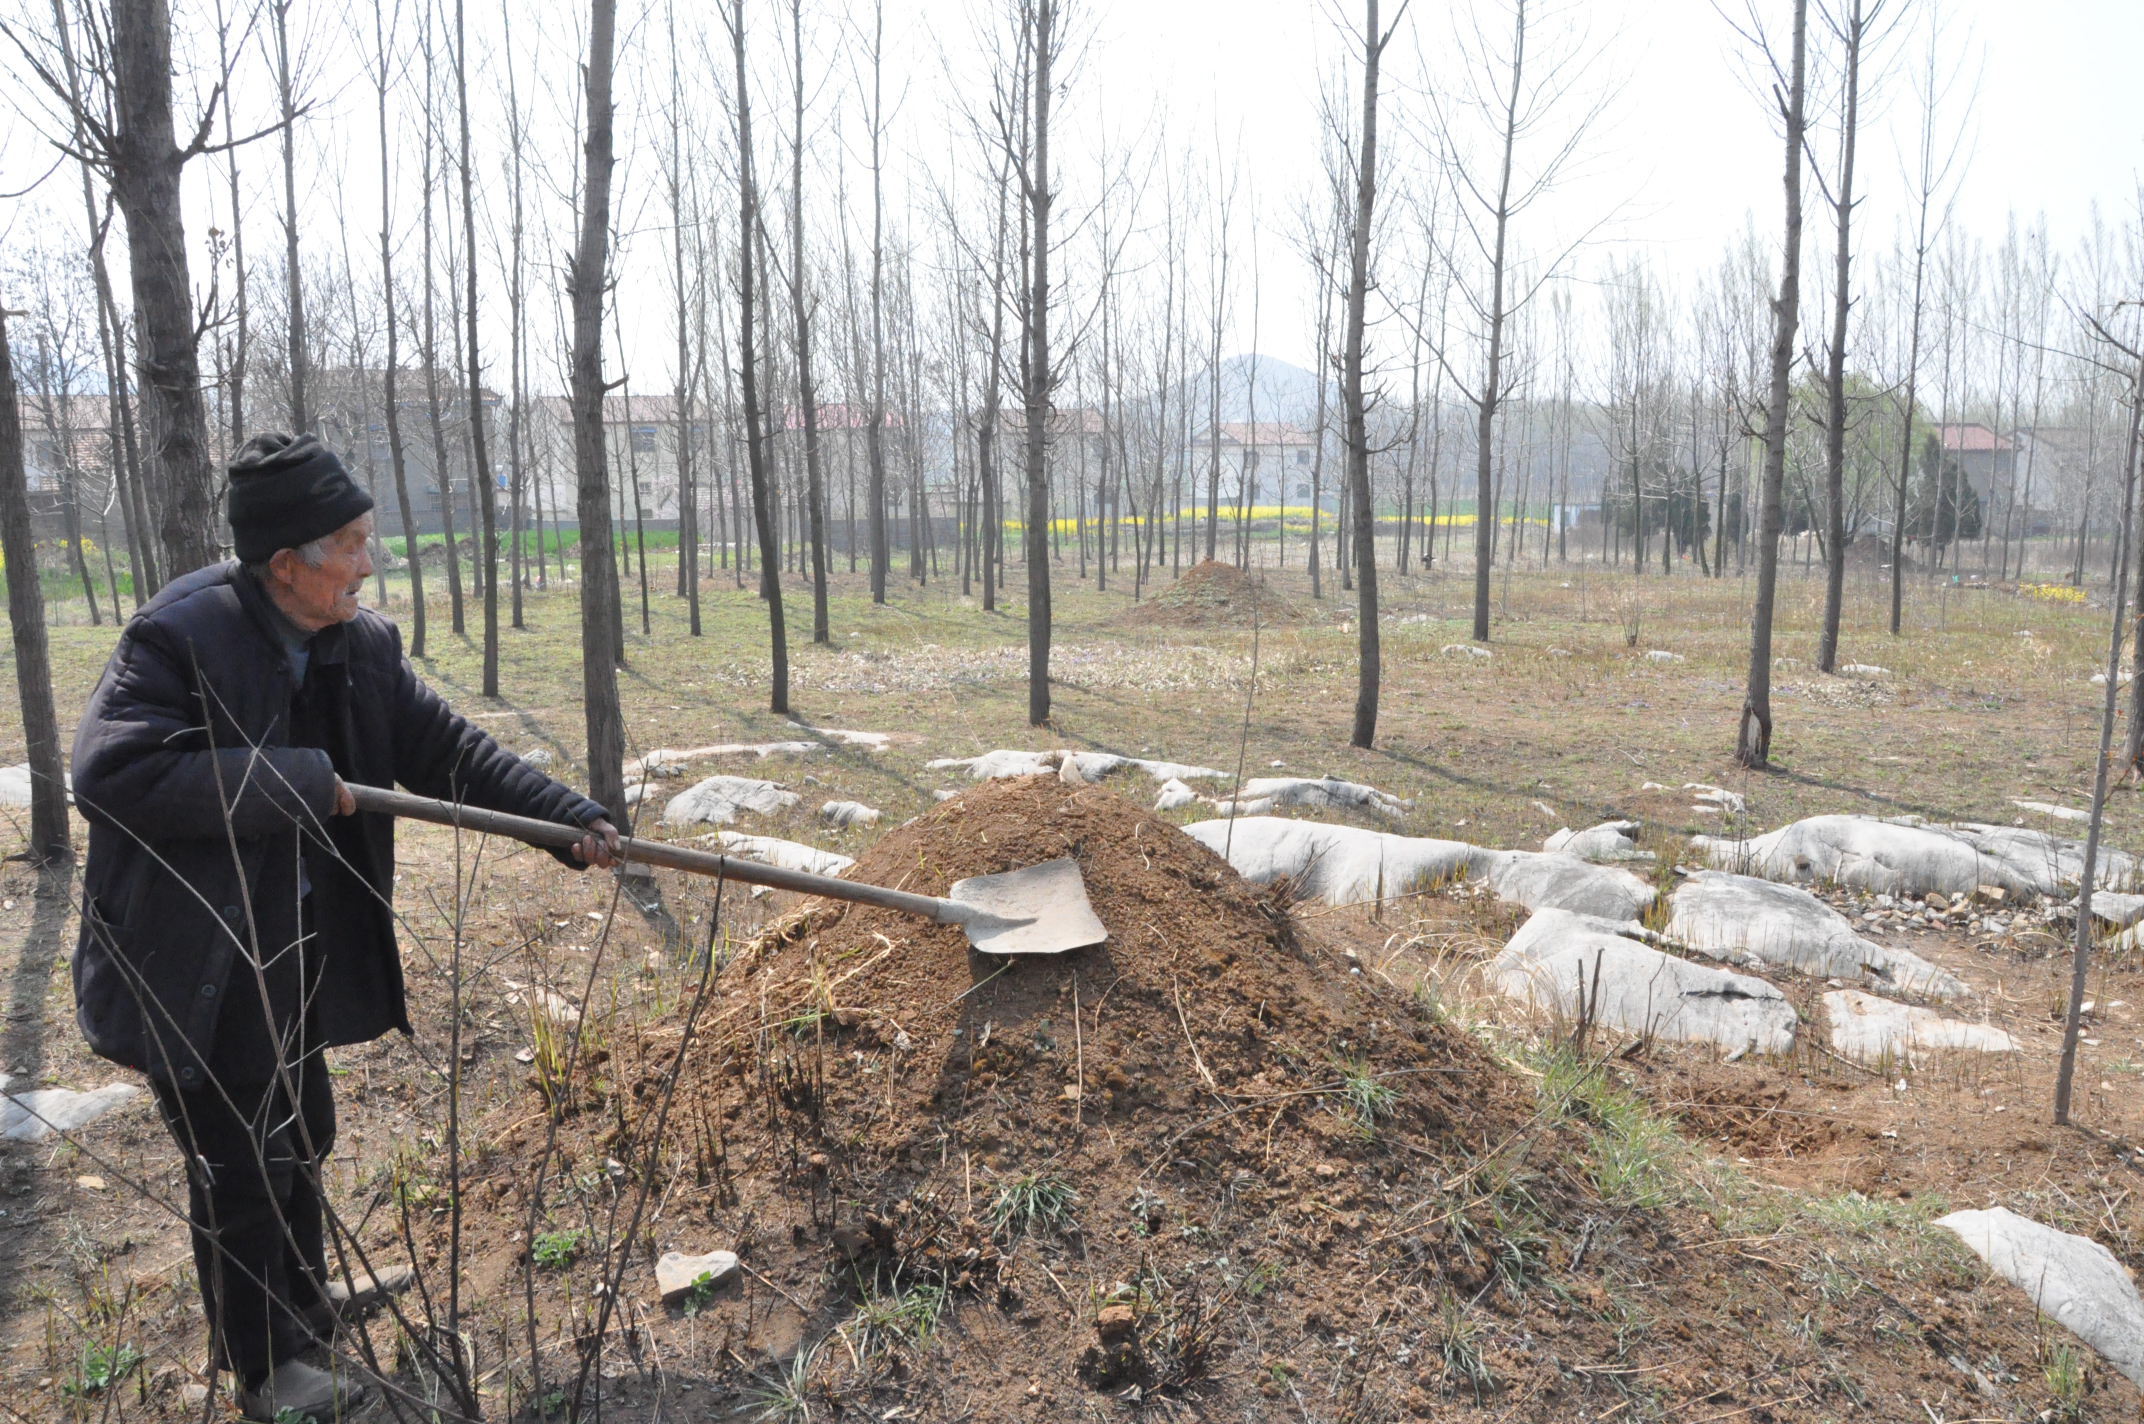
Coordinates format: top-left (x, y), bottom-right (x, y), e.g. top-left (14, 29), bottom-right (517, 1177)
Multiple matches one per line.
top-left (372, 0), bottom-right (425, 654)
top-left (1023, 0), bottom-right (1057, 727)
top-left (272, 0), bottom-right (310, 433)
top-left (418, 41), bottom-right (465, 634)
top-left (455, 0), bottom-right (500, 694)
top-left (0, 310), bottom-right (71, 862)
top-left (789, 0), bottom-right (829, 641)
top-left (864, 0), bottom-right (890, 604)
top-left (1736, 0), bottom-right (1808, 768)
top-left (1815, 0), bottom-right (1864, 673)
top-left (1344, 0), bottom-right (1392, 748)
top-left (507, 8), bottom-right (529, 631)
top-left (112, 0), bottom-right (219, 581)
top-left (572, 0), bottom-right (626, 821)
top-left (1471, 0), bottom-right (1525, 643)
top-left (732, 0), bottom-right (790, 715)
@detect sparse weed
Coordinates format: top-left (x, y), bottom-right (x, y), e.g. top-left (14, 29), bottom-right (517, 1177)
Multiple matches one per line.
top-left (1332, 1057), bottom-right (1398, 1138)
top-left (847, 1278), bottom-right (944, 1356)
top-left (740, 1343), bottom-right (819, 1421)
top-left (679, 1270), bottom-right (724, 1317)
top-left (1532, 1049), bottom-right (1687, 1208)
top-left (61, 1340), bottom-right (141, 1398)
top-left (988, 1171), bottom-right (1079, 1238)
top-left (531, 1227), bottom-right (585, 1270)
top-left (2044, 1339), bottom-right (2089, 1422)
top-left (1436, 1293), bottom-right (1495, 1401)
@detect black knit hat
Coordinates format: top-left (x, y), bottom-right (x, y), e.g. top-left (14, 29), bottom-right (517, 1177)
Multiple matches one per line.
top-left (226, 432), bottom-right (375, 562)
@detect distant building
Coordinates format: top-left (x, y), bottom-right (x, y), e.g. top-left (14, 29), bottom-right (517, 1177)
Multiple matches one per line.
top-left (1190, 422), bottom-right (1319, 506)
top-left (1937, 423), bottom-right (2016, 512)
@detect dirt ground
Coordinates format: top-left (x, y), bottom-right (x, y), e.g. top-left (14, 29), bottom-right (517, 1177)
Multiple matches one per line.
top-left (2, 553), bottom-right (2141, 1422)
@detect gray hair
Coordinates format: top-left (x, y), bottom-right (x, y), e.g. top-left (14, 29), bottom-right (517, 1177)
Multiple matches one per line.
top-left (242, 535), bottom-right (331, 582)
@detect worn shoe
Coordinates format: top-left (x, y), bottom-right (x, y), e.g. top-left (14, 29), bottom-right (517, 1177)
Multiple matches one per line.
top-left (303, 1264), bottom-right (417, 1343)
top-left (239, 1357), bottom-right (372, 1422)
top-left (326, 1264), bottom-right (415, 1318)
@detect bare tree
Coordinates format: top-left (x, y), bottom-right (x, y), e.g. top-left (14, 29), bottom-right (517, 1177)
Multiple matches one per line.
top-left (452, 0), bottom-right (499, 695)
top-left (786, 0), bottom-right (830, 641)
top-left (1886, 5), bottom-right (1966, 634)
top-left (1425, 0), bottom-right (1606, 642)
top-left (0, 305), bottom-right (71, 863)
top-left (728, 0), bottom-right (791, 715)
top-left (1812, 0), bottom-right (1888, 673)
top-left (1341, 0), bottom-right (1406, 748)
top-left (571, 0), bottom-right (626, 821)
top-left (12, 0), bottom-right (240, 580)
top-left (269, 0), bottom-right (311, 433)
top-left (363, 0), bottom-right (424, 654)
top-left (416, 4), bottom-right (464, 635)
top-left (861, 0), bottom-right (891, 603)
top-left (1011, 0), bottom-right (1062, 727)
top-left (1734, 0), bottom-right (1810, 769)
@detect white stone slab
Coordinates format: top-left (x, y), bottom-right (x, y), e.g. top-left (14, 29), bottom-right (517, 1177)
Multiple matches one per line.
top-left (705, 831), bottom-right (853, 878)
top-left (1669, 871), bottom-right (1966, 1000)
top-left (1544, 820), bottom-right (1655, 864)
top-left (656, 1249), bottom-right (740, 1305)
top-left (1488, 910), bottom-right (1797, 1056)
top-left (819, 800), bottom-right (883, 829)
top-left (660, 775), bottom-right (802, 827)
top-left (1486, 852), bottom-right (1656, 922)
top-left (925, 749), bottom-right (1225, 784)
top-left (1152, 778), bottom-right (1200, 813)
top-left (1210, 776), bottom-right (1410, 819)
top-left (1822, 989), bottom-right (2017, 1067)
top-left (1937, 1207), bottom-right (2144, 1389)
top-left (2013, 799), bottom-right (2089, 823)
top-left (1183, 818), bottom-right (1492, 906)
top-left (0, 1080), bottom-right (144, 1142)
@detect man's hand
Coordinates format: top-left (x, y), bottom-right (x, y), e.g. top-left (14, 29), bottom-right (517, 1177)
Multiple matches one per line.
top-left (574, 818), bottom-right (623, 870)
top-left (332, 777), bottom-right (357, 816)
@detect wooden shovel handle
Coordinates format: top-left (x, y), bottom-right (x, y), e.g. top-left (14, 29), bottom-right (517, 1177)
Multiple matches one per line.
top-left (345, 783), bottom-right (959, 923)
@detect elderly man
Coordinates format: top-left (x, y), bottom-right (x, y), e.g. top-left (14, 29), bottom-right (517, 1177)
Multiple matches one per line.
top-left (71, 433), bottom-right (620, 1421)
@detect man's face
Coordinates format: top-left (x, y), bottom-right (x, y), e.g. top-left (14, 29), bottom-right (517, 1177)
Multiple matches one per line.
top-left (269, 515), bottom-right (374, 631)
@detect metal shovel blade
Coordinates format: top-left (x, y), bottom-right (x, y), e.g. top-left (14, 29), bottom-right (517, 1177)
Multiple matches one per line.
top-left (947, 857), bottom-right (1108, 956)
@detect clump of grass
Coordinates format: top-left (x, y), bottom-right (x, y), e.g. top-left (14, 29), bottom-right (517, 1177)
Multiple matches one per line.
top-left (848, 1277), bottom-right (945, 1357)
top-left (1532, 1049), bottom-right (1688, 1208)
top-left (740, 1343), bottom-right (819, 1421)
top-left (1332, 1056), bottom-right (1398, 1138)
top-left (2043, 1339), bottom-right (2089, 1422)
top-left (1436, 1292), bottom-right (1495, 1401)
top-left (988, 1171), bottom-right (1079, 1238)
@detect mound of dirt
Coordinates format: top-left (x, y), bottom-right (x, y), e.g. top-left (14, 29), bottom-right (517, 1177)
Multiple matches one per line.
top-left (1129, 558), bottom-right (1303, 626)
top-left (496, 776), bottom-right (1541, 1415)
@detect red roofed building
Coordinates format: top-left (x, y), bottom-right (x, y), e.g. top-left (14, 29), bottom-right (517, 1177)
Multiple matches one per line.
top-left (1937, 423), bottom-right (2016, 510)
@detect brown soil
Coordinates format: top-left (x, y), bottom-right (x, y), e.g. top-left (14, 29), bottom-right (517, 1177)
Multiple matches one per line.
top-left (444, 779), bottom-right (2144, 1422)
top-left (1126, 558), bottom-right (1304, 627)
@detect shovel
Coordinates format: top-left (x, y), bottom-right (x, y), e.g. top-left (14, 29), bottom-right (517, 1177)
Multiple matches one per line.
top-left (347, 784), bottom-right (1108, 956)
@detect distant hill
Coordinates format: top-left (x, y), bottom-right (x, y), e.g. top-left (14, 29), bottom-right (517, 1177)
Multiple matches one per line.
top-left (1166, 353), bottom-right (1332, 429)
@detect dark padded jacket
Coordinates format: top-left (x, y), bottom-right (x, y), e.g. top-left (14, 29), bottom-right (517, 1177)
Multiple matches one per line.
top-left (71, 562), bottom-right (606, 1088)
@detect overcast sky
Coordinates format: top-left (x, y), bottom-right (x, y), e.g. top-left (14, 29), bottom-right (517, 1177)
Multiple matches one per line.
top-left (2, 0), bottom-right (2138, 392)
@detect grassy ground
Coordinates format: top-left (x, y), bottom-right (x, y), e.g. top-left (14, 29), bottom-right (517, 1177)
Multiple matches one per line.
top-left (1, 548), bottom-right (2138, 1420)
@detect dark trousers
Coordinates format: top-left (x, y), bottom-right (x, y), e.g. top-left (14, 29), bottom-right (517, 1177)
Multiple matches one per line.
top-left (151, 1052), bottom-right (336, 1378)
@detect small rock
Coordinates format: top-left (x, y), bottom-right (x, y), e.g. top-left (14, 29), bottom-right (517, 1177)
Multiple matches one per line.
top-left (75, 1175), bottom-right (106, 1191)
top-left (1976, 885), bottom-right (2006, 905)
top-left (656, 1250), bottom-right (739, 1305)
top-left (1096, 1303), bottom-right (1137, 1342)
top-left (520, 748), bottom-right (555, 768)
top-left (1926, 891), bottom-right (1950, 911)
